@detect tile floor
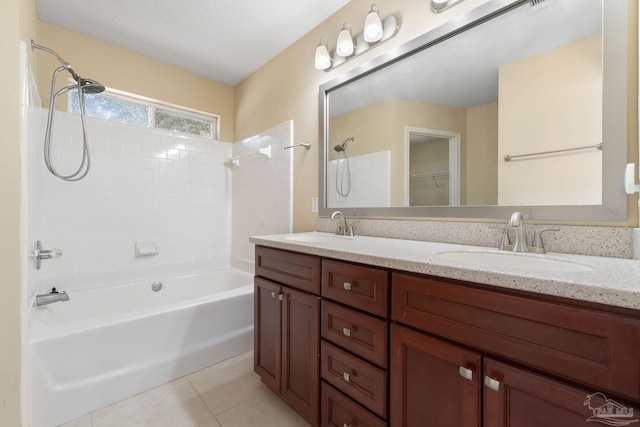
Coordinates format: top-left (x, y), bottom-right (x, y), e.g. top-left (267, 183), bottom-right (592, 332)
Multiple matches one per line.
top-left (59, 351), bottom-right (310, 427)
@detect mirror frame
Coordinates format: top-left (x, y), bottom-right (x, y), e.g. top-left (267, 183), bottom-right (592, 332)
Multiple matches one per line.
top-left (319, 0), bottom-right (631, 222)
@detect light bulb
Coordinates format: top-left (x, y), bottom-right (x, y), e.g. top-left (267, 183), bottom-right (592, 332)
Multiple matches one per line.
top-left (336, 23), bottom-right (354, 57)
top-left (364, 5), bottom-right (383, 43)
top-left (314, 39), bottom-right (331, 70)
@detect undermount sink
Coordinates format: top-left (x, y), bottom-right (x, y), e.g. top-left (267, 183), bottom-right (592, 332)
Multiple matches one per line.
top-left (436, 251), bottom-right (593, 272)
top-left (285, 233), bottom-right (353, 243)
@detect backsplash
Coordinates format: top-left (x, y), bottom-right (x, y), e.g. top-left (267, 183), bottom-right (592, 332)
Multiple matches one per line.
top-left (316, 217), bottom-right (635, 259)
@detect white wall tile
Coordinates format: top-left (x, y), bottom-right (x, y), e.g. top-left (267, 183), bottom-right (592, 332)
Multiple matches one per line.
top-left (31, 114), bottom-right (232, 291)
top-left (231, 121), bottom-right (293, 264)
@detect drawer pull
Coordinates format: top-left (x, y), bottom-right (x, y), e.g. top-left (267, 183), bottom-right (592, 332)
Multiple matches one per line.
top-left (458, 366), bottom-right (473, 381)
top-left (343, 282), bottom-right (352, 291)
top-left (342, 327), bottom-right (351, 337)
top-left (343, 372), bottom-right (351, 382)
top-left (484, 376), bottom-right (500, 392)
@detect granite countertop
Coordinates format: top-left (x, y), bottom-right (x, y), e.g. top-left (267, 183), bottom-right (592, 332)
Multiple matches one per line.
top-left (250, 232), bottom-right (640, 311)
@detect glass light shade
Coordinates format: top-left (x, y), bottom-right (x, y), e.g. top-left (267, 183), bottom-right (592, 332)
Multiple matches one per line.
top-left (364, 5), bottom-right (383, 43)
top-left (336, 23), bottom-right (354, 57)
top-left (314, 40), bottom-right (331, 70)
top-left (432, 0), bottom-right (449, 11)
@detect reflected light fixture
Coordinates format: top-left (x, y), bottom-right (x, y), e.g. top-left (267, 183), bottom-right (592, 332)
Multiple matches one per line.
top-left (431, 0), bottom-right (465, 13)
top-left (314, 39), bottom-right (332, 70)
top-left (336, 23), bottom-right (354, 57)
top-left (364, 5), bottom-right (383, 42)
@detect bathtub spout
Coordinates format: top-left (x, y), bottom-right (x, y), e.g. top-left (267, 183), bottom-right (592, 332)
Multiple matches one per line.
top-left (35, 287), bottom-right (69, 306)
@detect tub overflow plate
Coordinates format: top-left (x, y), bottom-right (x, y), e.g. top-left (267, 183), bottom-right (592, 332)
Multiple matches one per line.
top-left (151, 281), bottom-right (163, 292)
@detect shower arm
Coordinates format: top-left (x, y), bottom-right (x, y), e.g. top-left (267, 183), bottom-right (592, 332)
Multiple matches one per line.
top-left (31, 40), bottom-right (81, 82)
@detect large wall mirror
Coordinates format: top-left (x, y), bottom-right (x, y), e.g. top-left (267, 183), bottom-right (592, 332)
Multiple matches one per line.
top-left (319, 0), bottom-right (632, 222)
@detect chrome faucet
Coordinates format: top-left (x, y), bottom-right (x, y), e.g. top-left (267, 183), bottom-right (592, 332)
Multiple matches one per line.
top-left (330, 210), bottom-right (353, 236)
top-left (35, 287), bottom-right (69, 306)
top-left (509, 212), bottom-right (528, 253)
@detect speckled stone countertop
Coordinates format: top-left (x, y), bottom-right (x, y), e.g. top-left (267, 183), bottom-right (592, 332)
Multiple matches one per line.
top-left (250, 232), bottom-right (640, 311)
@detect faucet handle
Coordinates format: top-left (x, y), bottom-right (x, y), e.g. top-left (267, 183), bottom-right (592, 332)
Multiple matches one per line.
top-left (531, 228), bottom-right (560, 253)
top-left (489, 226), bottom-right (512, 251)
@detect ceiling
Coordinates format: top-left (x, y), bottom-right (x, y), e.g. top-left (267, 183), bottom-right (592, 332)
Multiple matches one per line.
top-left (35, 0), bottom-right (350, 86)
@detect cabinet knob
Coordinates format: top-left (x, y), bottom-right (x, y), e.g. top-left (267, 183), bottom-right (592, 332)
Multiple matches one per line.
top-left (484, 376), bottom-right (501, 392)
top-left (343, 282), bottom-right (352, 291)
top-left (278, 293), bottom-right (284, 301)
top-left (343, 372), bottom-right (350, 382)
top-left (343, 424), bottom-right (353, 427)
top-left (270, 292), bottom-right (276, 299)
top-left (342, 327), bottom-right (351, 337)
top-left (458, 366), bottom-right (473, 381)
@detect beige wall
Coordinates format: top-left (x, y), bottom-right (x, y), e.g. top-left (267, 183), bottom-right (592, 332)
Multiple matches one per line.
top-left (1, 0), bottom-right (37, 425)
top-left (466, 102), bottom-right (498, 205)
top-left (498, 34), bottom-right (603, 206)
top-left (234, 0), bottom-right (492, 231)
top-left (36, 22), bottom-right (236, 142)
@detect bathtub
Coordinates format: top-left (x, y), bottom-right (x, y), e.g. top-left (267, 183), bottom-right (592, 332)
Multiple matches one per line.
top-left (29, 268), bottom-right (254, 427)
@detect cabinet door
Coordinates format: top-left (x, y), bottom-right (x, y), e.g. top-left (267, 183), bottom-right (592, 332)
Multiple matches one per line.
top-left (483, 358), bottom-right (640, 427)
top-left (390, 324), bottom-right (481, 427)
top-left (282, 285), bottom-right (321, 425)
top-left (254, 277), bottom-right (281, 393)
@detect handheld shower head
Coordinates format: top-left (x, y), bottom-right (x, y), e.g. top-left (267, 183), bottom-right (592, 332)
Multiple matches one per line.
top-left (79, 78), bottom-right (105, 94)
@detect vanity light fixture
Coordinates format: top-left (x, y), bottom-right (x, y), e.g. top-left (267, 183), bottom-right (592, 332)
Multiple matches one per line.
top-left (364, 5), bottom-right (383, 42)
top-left (431, 0), bottom-right (466, 13)
top-left (315, 39), bottom-right (332, 70)
top-left (336, 23), bottom-right (354, 57)
top-left (314, 4), bottom-right (399, 71)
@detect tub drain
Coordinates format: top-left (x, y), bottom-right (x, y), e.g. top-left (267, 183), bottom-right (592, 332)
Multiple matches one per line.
top-left (151, 281), bottom-right (163, 292)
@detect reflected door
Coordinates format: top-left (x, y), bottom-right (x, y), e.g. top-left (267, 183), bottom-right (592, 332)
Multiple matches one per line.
top-left (406, 127), bottom-right (460, 206)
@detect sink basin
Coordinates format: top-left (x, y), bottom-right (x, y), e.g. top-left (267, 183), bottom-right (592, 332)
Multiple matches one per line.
top-left (436, 251), bottom-right (593, 272)
top-left (285, 233), bottom-right (353, 243)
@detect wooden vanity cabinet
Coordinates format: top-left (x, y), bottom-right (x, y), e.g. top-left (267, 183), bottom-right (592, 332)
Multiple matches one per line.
top-left (254, 247), bottom-right (321, 425)
top-left (320, 259), bottom-right (390, 427)
top-left (391, 271), bottom-right (640, 427)
top-left (255, 245), bottom-right (640, 426)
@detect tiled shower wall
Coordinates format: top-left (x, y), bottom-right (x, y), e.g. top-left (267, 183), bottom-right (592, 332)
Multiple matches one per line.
top-left (34, 112), bottom-right (234, 291)
top-left (231, 121), bottom-right (293, 268)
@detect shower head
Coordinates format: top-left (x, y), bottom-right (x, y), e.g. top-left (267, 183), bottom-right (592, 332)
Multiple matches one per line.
top-left (31, 40), bottom-right (105, 93)
top-left (79, 78), bottom-right (105, 94)
top-left (334, 144), bottom-right (345, 152)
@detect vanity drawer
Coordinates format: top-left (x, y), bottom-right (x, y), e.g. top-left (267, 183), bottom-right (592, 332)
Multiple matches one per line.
top-left (322, 300), bottom-right (388, 368)
top-left (321, 381), bottom-right (387, 427)
top-left (392, 272), bottom-right (640, 401)
top-left (255, 246), bottom-right (321, 294)
top-left (321, 341), bottom-right (388, 419)
top-left (322, 259), bottom-right (389, 317)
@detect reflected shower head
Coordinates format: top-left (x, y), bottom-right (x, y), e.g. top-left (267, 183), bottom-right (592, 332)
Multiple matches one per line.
top-left (334, 136), bottom-right (354, 152)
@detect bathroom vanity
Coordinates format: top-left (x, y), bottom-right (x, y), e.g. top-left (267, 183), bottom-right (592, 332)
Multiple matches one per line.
top-left (251, 233), bottom-right (640, 427)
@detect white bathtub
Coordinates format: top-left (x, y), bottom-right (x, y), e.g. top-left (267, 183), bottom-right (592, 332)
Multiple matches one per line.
top-left (29, 268), bottom-right (254, 427)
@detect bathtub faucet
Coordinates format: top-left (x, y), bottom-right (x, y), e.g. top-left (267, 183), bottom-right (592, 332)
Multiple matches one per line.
top-left (35, 287), bottom-right (69, 306)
